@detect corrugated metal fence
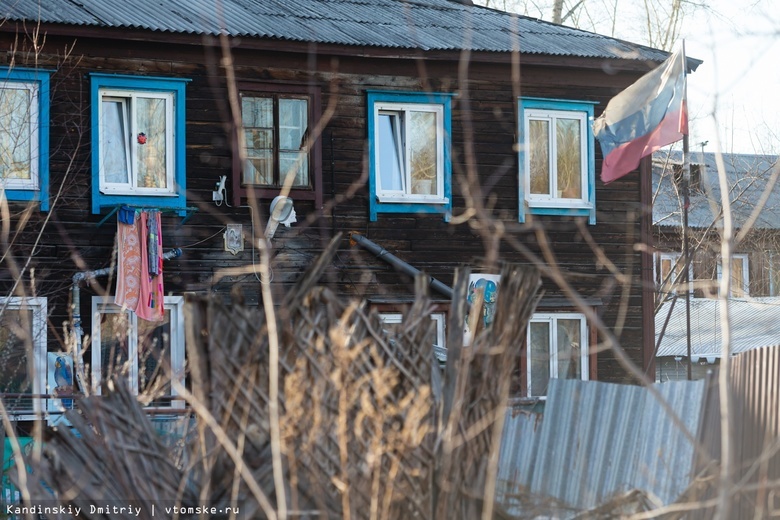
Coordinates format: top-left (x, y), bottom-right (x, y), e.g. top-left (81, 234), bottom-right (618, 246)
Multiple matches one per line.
top-left (498, 346), bottom-right (780, 518)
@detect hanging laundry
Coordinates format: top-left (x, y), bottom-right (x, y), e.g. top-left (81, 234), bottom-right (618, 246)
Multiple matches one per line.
top-left (136, 210), bottom-right (165, 322)
top-left (114, 209), bottom-right (142, 311)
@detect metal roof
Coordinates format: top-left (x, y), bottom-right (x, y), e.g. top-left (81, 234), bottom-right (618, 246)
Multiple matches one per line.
top-left (497, 378), bottom-right (705, 516)
top-left (653, 150), bottom-right (780, 229)
top-left (1, 0), bottom-right (673, 60)
top-left (656, 297), bottom-right (780, 358)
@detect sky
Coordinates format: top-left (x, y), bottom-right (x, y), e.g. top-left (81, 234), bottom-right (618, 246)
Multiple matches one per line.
top-left (477, 0), bottom-right (780, 155)
top-left (681, 0), bottom-right (780, 155)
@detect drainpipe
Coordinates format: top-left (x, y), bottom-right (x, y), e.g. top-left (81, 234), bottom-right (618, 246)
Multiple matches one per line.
top-left (70, 248), bottom-right (183, 390)
top-left (348, 232), bottom-right (453, 300)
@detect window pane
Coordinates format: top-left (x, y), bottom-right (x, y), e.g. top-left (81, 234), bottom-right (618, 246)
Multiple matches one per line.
top-left (529, 321), bottom-right (550, 396)
top-left (135, 97), bottom-right (168, 189)
top-left (556, 118), bottom-right (582, 199)
top-left (0, 87), bottom-right (32, 180)
top-left (242, 97), bottom-right (274, 186)
top-left (377, 113), bottom-right (403, 191)
top-left (409, 111), bottom-right (438, 196)
top-left (279, 152), bottom-right (309, 187)
top-left (279, 98), bottom-right (309, 187)
top-left (101, 99), bottom-right (130, 184)
top-left (244, 132), bottom-right (273, 185)
top-left (557, 319), bottom-right (582, 380)
top-left (731, 258), bottom-right (746, 296)
top-left (138, 309), bottom-right (172, 406)
top-left (242, 96), bottom-right (273, 127)
top-left (0, 309), bottom-right (34, 412)
top-left (100, 312), bottom-right (130, 384)
top-left (771, 258), bottom-right (780, 297)
top-left (529, 119), bottom-right (550, 195)
top-left (279, 99), bottom-right (307, 151)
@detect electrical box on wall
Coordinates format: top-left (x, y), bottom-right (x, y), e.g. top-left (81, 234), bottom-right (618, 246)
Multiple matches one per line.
top-left (224, 224), bottom-right (244, 255)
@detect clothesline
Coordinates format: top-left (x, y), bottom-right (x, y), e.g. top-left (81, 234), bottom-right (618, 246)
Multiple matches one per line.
top-left (96, 205), bottom-right (198, 227)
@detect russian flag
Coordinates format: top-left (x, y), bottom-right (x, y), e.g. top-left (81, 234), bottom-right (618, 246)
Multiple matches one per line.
top-left (594, 47), bottom-right (688, 183)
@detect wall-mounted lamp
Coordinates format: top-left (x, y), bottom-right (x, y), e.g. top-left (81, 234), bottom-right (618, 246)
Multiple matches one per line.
top-left (264, 196), bottom-right (297, 239)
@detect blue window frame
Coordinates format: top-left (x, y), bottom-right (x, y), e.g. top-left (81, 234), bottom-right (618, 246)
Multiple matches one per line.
top-left (518, 98), bottom-right (597, 224)
top-left (91, 74), bottom-right (189, 215)
top-left (367, 90), bottom-right (453, 221)
top-left (0, 68), bottom-right (50, 211)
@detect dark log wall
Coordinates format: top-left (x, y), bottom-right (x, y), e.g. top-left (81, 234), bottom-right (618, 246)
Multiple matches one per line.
top-left (0, 31), bottom-right (653, 384)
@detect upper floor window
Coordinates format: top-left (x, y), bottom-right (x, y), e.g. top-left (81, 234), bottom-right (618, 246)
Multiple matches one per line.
top-left (91, 296), bottom-right (185, 408)
top-left (0, 68), bottom-right (50, 211)
top-left (769, 253), bottom-right (780, 297)
top-left (0, 297), bottom-right (47, 419)
top-left (367, 91), bottom-right (452, 221)
top-left (717, 254), bottom-right (749, 297)
top-left (526, 313), bottom-right (589, 398)
top-left (518, 98), bottom-right (596, 224)
top-left (91, 74), bottom-right (188, 214)
top-left (655, 251), bottom-right (692, 298)
top-left (233, 83), bottom-right (322, 208)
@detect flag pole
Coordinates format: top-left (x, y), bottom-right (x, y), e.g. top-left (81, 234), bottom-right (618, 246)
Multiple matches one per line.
top-left (680, 39), bottom-right (693, 381)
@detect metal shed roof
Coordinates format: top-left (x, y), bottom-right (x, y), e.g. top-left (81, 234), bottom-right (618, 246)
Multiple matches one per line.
top-left (1, 0), bottom-right (674, 60)
top-left (653, 150), bottom-right (780, 229)
top-left (656, 297), bottom-right (780, 358)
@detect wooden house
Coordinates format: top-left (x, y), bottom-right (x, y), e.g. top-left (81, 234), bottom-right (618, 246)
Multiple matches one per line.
top-left (653, 150), bottom-right (780, 380)
top-left (0, 0), bottom-right (698, 426)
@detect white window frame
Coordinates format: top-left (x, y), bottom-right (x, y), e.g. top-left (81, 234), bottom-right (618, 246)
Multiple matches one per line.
top-left (97, 89), bottom-right (176, 196)
top-left (717, 254), bottom-right (750, 297)
top-left (526, 312), bottom-right (589, 398)
top-left (91, 296), bottom-right (185, 409)
top-left (379, 311), bottom-right (446, 353)
top-left (0, 80), bottom-right (40, 190)
top-left (0, 297), bottom-right (47, 419)
top-left (655, 252), bottom-right (693, 295)
top-left (523, 108), bottom-right (589, 208)
top-left (373, 102), bottom-right (447, 205)
top-left (770, 253), bottom-right (780, 297)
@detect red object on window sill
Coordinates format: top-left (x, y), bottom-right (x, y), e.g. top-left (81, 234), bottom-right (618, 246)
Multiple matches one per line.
top-left (137, 132), bottom-right (147, 145)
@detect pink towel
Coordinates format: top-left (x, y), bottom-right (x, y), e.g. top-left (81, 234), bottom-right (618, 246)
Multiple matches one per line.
top-left (115, 214), bottom-right (142, 311)
top-left (136, 211), bottom-right (165, 322)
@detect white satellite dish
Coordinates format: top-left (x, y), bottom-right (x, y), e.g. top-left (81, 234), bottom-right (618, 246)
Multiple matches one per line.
top-left (265, 196), bottom-right (297, 239)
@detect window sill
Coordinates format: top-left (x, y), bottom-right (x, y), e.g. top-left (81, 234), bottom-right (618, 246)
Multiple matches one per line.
top-left (376, 196), bottom-right (449, 205)
top-left (100, 189), bottom-right (179, 197)
top-left (527, 199), bottom-right (592, 210)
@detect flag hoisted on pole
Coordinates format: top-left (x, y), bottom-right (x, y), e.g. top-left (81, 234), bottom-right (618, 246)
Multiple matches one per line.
top-left (594, 44), bottom-right (688, 183)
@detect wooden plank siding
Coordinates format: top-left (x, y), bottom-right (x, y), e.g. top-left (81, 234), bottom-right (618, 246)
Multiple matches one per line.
top-left (0, 30), bottom-right (654, 385)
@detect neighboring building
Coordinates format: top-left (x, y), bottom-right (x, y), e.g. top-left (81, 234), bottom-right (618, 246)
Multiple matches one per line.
top-left (0, 0), bottom-right (697, 426)
top-left (655, 298), bottom-right (780, 381)
top-left (653, 150), bottom-right (780, 379)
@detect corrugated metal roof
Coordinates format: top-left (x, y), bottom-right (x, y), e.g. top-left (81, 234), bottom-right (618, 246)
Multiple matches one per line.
top-left (497, 378), bottom-right (705, 517)
top-left (655, 297), bottom-right (780, 358)
top-left (653, 150), bottom-right (780, 229)
top-left (1, 0), bottom-right (672, 60)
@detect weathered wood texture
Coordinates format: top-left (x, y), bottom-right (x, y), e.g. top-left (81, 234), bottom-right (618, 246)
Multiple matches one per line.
top-left (0, 30), bottom-right (650, 384)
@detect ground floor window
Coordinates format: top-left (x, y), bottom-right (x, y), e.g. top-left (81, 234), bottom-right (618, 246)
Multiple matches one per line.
top-left (526, 313), bottom-right (589, 398)
top-left (379, 311), bottom-right (447, 364)
top-left (0, 297), bottom-right (47, 418)
top-left (91, 296), bottom-right (185, 408)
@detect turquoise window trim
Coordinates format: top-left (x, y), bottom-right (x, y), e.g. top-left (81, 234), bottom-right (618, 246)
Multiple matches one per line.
top-left (367, 90), bottom-right (454, 222)
top-left (0, 67), bottom-right (51, 211)
top-left (90, 73), bottom-right (190, 216)
top-left (518, 97), bottom-right (597, 225)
